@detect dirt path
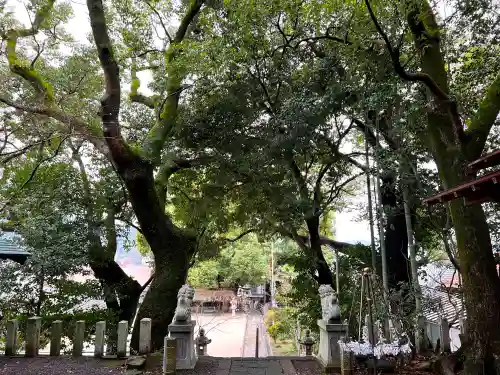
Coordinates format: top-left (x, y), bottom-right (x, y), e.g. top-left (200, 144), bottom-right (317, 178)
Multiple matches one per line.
top-left (0, 356), bottom-right (125, 375)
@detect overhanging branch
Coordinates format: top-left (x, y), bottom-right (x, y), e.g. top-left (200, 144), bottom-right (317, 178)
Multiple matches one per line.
top-left (3, 0), bottom-right (56, 102)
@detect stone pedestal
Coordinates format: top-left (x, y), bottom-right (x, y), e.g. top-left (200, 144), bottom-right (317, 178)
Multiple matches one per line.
top-left (168, 320), bottom-right (197, 370)
top-left (317, 319), bottom-right (347, 372)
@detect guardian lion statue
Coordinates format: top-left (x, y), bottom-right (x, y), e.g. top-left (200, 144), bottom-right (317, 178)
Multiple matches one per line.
top-left (318, 284), bottom-right (341, 323)
top-left (172, 284), bottom-right (195, 324)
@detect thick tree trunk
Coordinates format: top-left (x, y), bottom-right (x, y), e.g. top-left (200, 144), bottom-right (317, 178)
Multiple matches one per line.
top-left (380, 173), bottom-right (411, 289)
top-left (403, 4), bottom-right (500, 373)
top-left (130, 243), bottom-right (193, 351)
top-left (307, 217), bottom-right (335, 286)
top-left (116, 163), bottom-right (196, 352)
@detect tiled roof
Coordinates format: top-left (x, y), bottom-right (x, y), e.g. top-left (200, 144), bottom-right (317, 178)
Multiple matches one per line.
top-left (0, 236), bottom-right (31, 264)
top-left (422, 286), bottom-right (464, 328)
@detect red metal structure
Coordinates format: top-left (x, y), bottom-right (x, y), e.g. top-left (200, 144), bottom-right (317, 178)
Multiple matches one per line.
top-left (424, 149), bottom-right (500, 205)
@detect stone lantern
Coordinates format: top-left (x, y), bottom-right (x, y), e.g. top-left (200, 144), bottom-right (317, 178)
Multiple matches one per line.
top-left (301, 330), bottom-right (316, 356)
top-left (195, 328), bottom-right (211, 356)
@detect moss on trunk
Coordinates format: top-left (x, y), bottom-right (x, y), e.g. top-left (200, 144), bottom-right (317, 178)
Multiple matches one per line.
top-left (401, 3), bottom-right (500, 373)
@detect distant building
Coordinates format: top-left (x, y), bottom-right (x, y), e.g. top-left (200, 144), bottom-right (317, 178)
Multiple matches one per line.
top-left (0, 235), bottom-right (31, 264)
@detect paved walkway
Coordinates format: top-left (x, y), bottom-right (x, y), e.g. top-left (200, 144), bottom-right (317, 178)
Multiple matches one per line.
top-left (193, 312), bottom-right (247, 357)
top-left (241, 311), bottom-right (271, 357)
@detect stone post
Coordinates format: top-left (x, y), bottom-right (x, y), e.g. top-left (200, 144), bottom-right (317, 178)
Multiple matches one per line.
top-left (25, 316), bottom-right (41, 357)
top-left (5, 319), bottom-right (19, 356)
top-left (339, 343), bottom-right (354, 375)
top-left (94, 321), bottom-right (106, 358)
top-left (117, 320), bottom-right (128, 358)
top-left (163, 336), bottom-right (177, 375)
top-left (73, 320), bottom-right (85, 357)
top-left (440, 318), bottom-right (451, 353)
top-left (168, 320), bottom-right (197, 369)
top-left (50, 320), bottom-right (63, 356)
top-left (317, 319), bottom-right (347, 372)
top-left (415, 315), bottom-right (427, 353)
top-left (139, 318), bottom-right (152, 355)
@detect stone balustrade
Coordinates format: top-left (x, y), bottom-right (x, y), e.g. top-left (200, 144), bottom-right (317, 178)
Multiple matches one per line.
top-left (1, 315), bottom-right (205, 372)
top-left (2, 317), bottom-right (154, 358)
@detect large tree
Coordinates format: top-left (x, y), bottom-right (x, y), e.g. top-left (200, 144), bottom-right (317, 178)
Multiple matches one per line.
top-left (0, 0), bottom-right (215, 349)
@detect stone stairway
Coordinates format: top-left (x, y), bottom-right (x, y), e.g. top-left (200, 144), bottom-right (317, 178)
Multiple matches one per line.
top-left (185, 356), bottom-right (323, 375)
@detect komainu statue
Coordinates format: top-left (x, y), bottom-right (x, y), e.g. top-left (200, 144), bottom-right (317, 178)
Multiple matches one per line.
top-left (172, 284), bottom-right (195, 324)
top-left (318, 284), bottom-right (341, 323)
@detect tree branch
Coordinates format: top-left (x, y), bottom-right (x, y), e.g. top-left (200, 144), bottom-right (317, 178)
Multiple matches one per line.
top-left (87, 0), bottom-right (121, 138)
top-left (3, 0), bottom-right (56, 102)
top-left (313, 163), bottom-right (332, 210)
top-left (224, 228), bottom-right (255, 242)
top-left (140, 274), bottom-right (154, 293)
top-left (143, 0), bottom-right (172, 43)
top-left (142, 0), bottom-right (205, 163)
top-left (129, 58), bottom-right (156, 109)
top-left (464, 72), bottom-right (500, 159)
top-left (173, 0), bottom-right (204, 43)
top-left (0, 95), bottom-right (109, 158)
top-left (287, 156), bottom-right (309, 203)
top-left (365, 0), bottom-right (465, 143)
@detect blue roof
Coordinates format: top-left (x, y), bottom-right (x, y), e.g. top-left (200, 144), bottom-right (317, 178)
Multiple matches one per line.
top-left (0, 236), bottom-right (31, 264)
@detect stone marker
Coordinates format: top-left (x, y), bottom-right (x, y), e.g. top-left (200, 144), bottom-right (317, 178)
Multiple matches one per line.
top-left (139, 318), bottom-right (152, 355)
top-left (25, 316), bottom-right (41, 357)
top-left (440, 318), bottom-right (451, 353)
top-left (5, 319), bottom-right (18, 356)
top-left (117, 320), bottom-right (129, 358)
top-left (50, 320), bottom-right (63, 356)
top-left (416, 315), bottom-right (426, 353)
top-left (94, 321), bottom-right (106, 358)
top-left (163, 337), bottom-right (177, 374)
top-left (73, 320), bottom-right (85, 357)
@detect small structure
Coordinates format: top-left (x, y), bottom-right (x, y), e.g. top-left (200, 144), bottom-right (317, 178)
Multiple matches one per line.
top-left (192, 288), bottom-right (236, 314)
top-left (195, 328), bottom-right (211, 356)
top-left (300, 330), bottom-right (315, 356)
top-left (424, 149), bottom-right (500, 205)
top-left (0, 236), bottom-right (31, 264)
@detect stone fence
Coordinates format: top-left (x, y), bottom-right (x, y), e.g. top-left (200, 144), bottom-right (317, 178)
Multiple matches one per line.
top-left (3, 316), bottom-right (153, 358)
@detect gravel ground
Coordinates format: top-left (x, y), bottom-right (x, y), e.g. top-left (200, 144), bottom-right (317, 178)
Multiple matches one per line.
top-left (0, 356), bottom-right (126, 375)
top-left (292, 359), bottom-right (324, 375)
